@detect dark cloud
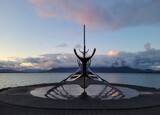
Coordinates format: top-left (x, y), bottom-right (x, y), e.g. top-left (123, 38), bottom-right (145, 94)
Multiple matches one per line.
top-left (56, 43), bottom-right (68, 48)
top-left (0, 60), bottom-right (21, 70)
top-left (24, 57), bottom-right (41, 63)
top-left (144, 43), bottom-right (152, 51)
top-left (30, 0), bottom-right (160, 30)
top-left (74, 44), bottom-right (82, 49)
top-left (144, 42), bottom-right (155, 52)
top-left (40, 53), bottom-right (77, 68)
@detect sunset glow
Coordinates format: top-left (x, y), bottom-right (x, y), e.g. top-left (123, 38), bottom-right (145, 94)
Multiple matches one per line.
top-left (20, 62), bottom-right (34, 67)
top-left (107, 51), bottom-right (120, 57)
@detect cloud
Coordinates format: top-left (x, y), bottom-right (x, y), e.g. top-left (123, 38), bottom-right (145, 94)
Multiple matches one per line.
top-left (74, 44), bottom-right (82, 49)
top-left (144, 42), bottom-right (155, 51)
top-left (20, 62), bottom-right (34, 67)
top-left (144, 43), bottom-right (152, 51)
top-left (0, 59), bottom-right (21, 70)
top-left (107, 50), bottom-right (121, 57)
top-left (1, 43), bottom-right (160, 70)
top-left (92, 43), bottom-right (160, 70)
top-left (29, 0), bottom-right (160, 30)
top-left (56, 43), bottom-right (68, 48)
top-left (24, 57), bottom-right (41, 63)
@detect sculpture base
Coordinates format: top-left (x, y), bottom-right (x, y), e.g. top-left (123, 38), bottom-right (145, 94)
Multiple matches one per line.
top-left (0, 83), bottom-right (160, 109)
top-left (78, 92), bottom-right (91, 100)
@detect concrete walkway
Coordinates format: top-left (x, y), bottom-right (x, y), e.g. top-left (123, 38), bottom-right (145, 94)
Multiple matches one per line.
top-left (0, 101), bottom-right (160, 115)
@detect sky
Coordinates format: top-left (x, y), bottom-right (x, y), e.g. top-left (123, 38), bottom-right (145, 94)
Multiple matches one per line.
top-left (1, 0), bottom-right (160, 70)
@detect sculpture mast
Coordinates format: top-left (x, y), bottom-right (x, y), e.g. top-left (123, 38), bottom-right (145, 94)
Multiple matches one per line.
top-left (83, 25), bottom-right (86, 58)
top-left (73, 25), bottom-right (96, 93)
top-left (83, 25), bottom-right (86, 92)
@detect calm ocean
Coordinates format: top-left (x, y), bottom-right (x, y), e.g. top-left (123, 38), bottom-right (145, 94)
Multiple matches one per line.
top-left (0, 73), bottom-right (160, 89)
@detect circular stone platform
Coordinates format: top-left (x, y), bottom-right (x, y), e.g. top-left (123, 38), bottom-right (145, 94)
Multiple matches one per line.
top-left (30, 85), bottom-right (139, 100)
top-left (0, 83), bottom-right (160, 110)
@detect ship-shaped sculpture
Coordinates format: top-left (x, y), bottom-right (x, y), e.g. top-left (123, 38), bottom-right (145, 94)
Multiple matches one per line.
top-left (45, 25), bottom-right (124, 100)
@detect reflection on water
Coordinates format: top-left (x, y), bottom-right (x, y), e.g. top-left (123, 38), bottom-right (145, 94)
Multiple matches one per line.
top-left (0, 73), bottom-right (160, 89)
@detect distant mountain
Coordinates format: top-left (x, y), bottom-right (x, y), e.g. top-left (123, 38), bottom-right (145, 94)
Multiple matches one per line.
top-left (0, 66), bottom-right (159, 73)
top-left (0, 69), bottom-right (20, 73)
top-left (20, 69), bottom-right (45, 73)
top-left (45, 67), bottom-right (78, 73)
top-left (90, 66), bottom-right (155, 73)
top-left (0, 69), bottom-right (43, 73)
top-left (45, 66), bottom-right (159, 73)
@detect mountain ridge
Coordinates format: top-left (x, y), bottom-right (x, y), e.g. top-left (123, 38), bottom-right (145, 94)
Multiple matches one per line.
top-left (44, 66), bottom-right (159, 73)
top-left (0, 66), bottom-right (160, 73)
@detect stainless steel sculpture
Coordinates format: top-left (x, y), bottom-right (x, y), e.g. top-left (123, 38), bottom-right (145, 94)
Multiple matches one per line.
top-left (45, 25), bottom-right (124, 100)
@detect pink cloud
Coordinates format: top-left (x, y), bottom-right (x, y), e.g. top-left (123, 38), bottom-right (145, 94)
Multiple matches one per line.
top-left (29, 0), bottom-right (160, 30)
top-left (29, 0), bottom-right (111, 28)
top-left (107, 50), bottom-right (121, 57)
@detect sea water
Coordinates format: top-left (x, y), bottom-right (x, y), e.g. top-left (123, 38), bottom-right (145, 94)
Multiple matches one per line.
top-left (0, 73), bottom-right (160, 89)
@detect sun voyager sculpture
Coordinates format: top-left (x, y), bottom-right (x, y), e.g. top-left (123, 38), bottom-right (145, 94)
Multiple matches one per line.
top-left (45, 25), bottom-right (124, 100)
